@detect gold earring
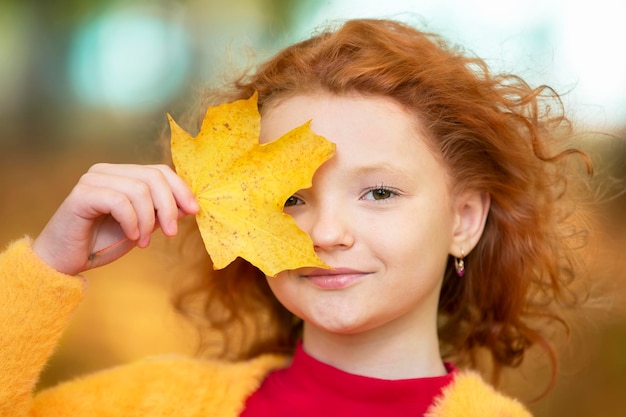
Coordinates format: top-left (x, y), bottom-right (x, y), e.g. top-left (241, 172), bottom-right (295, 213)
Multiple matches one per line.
top-left (454, 250), bottom-right (465, 277)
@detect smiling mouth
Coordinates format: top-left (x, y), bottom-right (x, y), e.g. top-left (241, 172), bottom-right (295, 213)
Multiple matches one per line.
top-left (300, 268), bottom-right (370, 289)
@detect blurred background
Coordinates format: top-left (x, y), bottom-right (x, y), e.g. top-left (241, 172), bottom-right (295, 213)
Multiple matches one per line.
top-left (1, 0), bottom-right (625, 415)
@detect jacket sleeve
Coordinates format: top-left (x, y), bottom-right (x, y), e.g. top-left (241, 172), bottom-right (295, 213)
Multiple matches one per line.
top-left (0, 238), bottom-right (85, 417)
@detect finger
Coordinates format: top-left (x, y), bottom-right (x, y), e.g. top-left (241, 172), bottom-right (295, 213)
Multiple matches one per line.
top-left (86, 214), bottom-right (137, 269)
top-left (71, 182), bottom-right (143, 243)
top-left (136, 165), bottom-right (184, 237)
top-left (85, 163), bottom-right (198, 241)
top-left (90, 163), bottom-right (199, 236)
top-left (79, 171), bottom-right (156, 246)
top-left (151, 164), bottom-right (200, 214)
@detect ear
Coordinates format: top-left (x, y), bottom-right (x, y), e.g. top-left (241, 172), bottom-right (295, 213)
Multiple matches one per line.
top-left (450, 190), bottom-right (490, 257)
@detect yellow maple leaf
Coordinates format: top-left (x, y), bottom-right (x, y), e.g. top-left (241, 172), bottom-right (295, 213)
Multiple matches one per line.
top-left (169, 93), bottom-right (335, 277)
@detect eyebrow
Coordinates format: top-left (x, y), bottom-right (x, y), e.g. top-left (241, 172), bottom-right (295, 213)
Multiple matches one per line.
top-left (351, 164), bottom-right (413, 179)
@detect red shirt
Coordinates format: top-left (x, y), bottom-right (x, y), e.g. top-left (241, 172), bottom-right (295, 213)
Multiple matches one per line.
top-left (241, 343), bottom-right (455, 417)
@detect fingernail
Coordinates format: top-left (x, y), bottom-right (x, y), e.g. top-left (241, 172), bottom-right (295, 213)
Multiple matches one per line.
top-left (167, 220), bottom-right (178, 236)
top-left (139, 235), bottom-right (151, 248)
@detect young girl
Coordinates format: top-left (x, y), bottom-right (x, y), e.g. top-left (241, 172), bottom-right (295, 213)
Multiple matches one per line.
top-left (0, 18), bottom-right (591, 416)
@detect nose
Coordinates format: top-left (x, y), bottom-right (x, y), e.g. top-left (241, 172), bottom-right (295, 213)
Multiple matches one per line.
top-left (304, 200), bottom-right (355, 252)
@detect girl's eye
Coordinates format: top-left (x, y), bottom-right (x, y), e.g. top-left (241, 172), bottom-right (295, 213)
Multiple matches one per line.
top-left (284, 195), bottom-right (303, 207)
top-left (363, 186), bottom-right (397, 201)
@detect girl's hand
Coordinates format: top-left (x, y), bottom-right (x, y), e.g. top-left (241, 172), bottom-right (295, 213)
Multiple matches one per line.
top-left (32, 163), bottom-right (199, 276)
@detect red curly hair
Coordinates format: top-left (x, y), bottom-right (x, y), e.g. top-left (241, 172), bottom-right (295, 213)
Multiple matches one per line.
top-left (170, 18), bottom-right (591, 386)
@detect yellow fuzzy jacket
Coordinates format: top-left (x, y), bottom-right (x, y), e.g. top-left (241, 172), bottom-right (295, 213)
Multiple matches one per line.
top-left (0, 238), bottom-right (532, 417)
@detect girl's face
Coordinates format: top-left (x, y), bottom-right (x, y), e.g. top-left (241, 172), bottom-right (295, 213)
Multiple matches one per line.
top-left (260, 93), bottom-right (473, 343)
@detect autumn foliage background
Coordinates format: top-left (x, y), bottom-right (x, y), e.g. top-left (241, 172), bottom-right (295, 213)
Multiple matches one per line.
top-left (1, 1), bottom-right (625, 416)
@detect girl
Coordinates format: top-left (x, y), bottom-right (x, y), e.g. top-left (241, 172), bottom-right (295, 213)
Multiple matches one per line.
top-left (0, 18), bottom-right (591, 416)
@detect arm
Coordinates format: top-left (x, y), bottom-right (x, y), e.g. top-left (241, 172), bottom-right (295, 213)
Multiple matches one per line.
top-left (0, 239), bottom-right (84, 417)
top-left (0, 163), bottom-right (198, 417)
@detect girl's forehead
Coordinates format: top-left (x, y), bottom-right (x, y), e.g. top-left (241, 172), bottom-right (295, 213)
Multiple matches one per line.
top-left (259, 93), bottom-right (420, 145)
top-left (260, 93), bottom-right (450, 183)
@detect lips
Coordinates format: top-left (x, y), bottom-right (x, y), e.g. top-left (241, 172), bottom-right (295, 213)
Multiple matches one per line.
top-left (299, 267), bottom-right (370, 289)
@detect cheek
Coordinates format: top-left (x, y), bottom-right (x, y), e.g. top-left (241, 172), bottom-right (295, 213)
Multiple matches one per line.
top-left (265, 274), bottom-right (283, 297)
top-left (265, 273), bottom-right (298, 313)
top-left (374, 211), bottom-right (453, 265)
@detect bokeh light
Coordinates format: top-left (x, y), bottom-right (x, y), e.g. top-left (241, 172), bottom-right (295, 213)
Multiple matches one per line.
top-left (68, 4), bottom-right (191, 112)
